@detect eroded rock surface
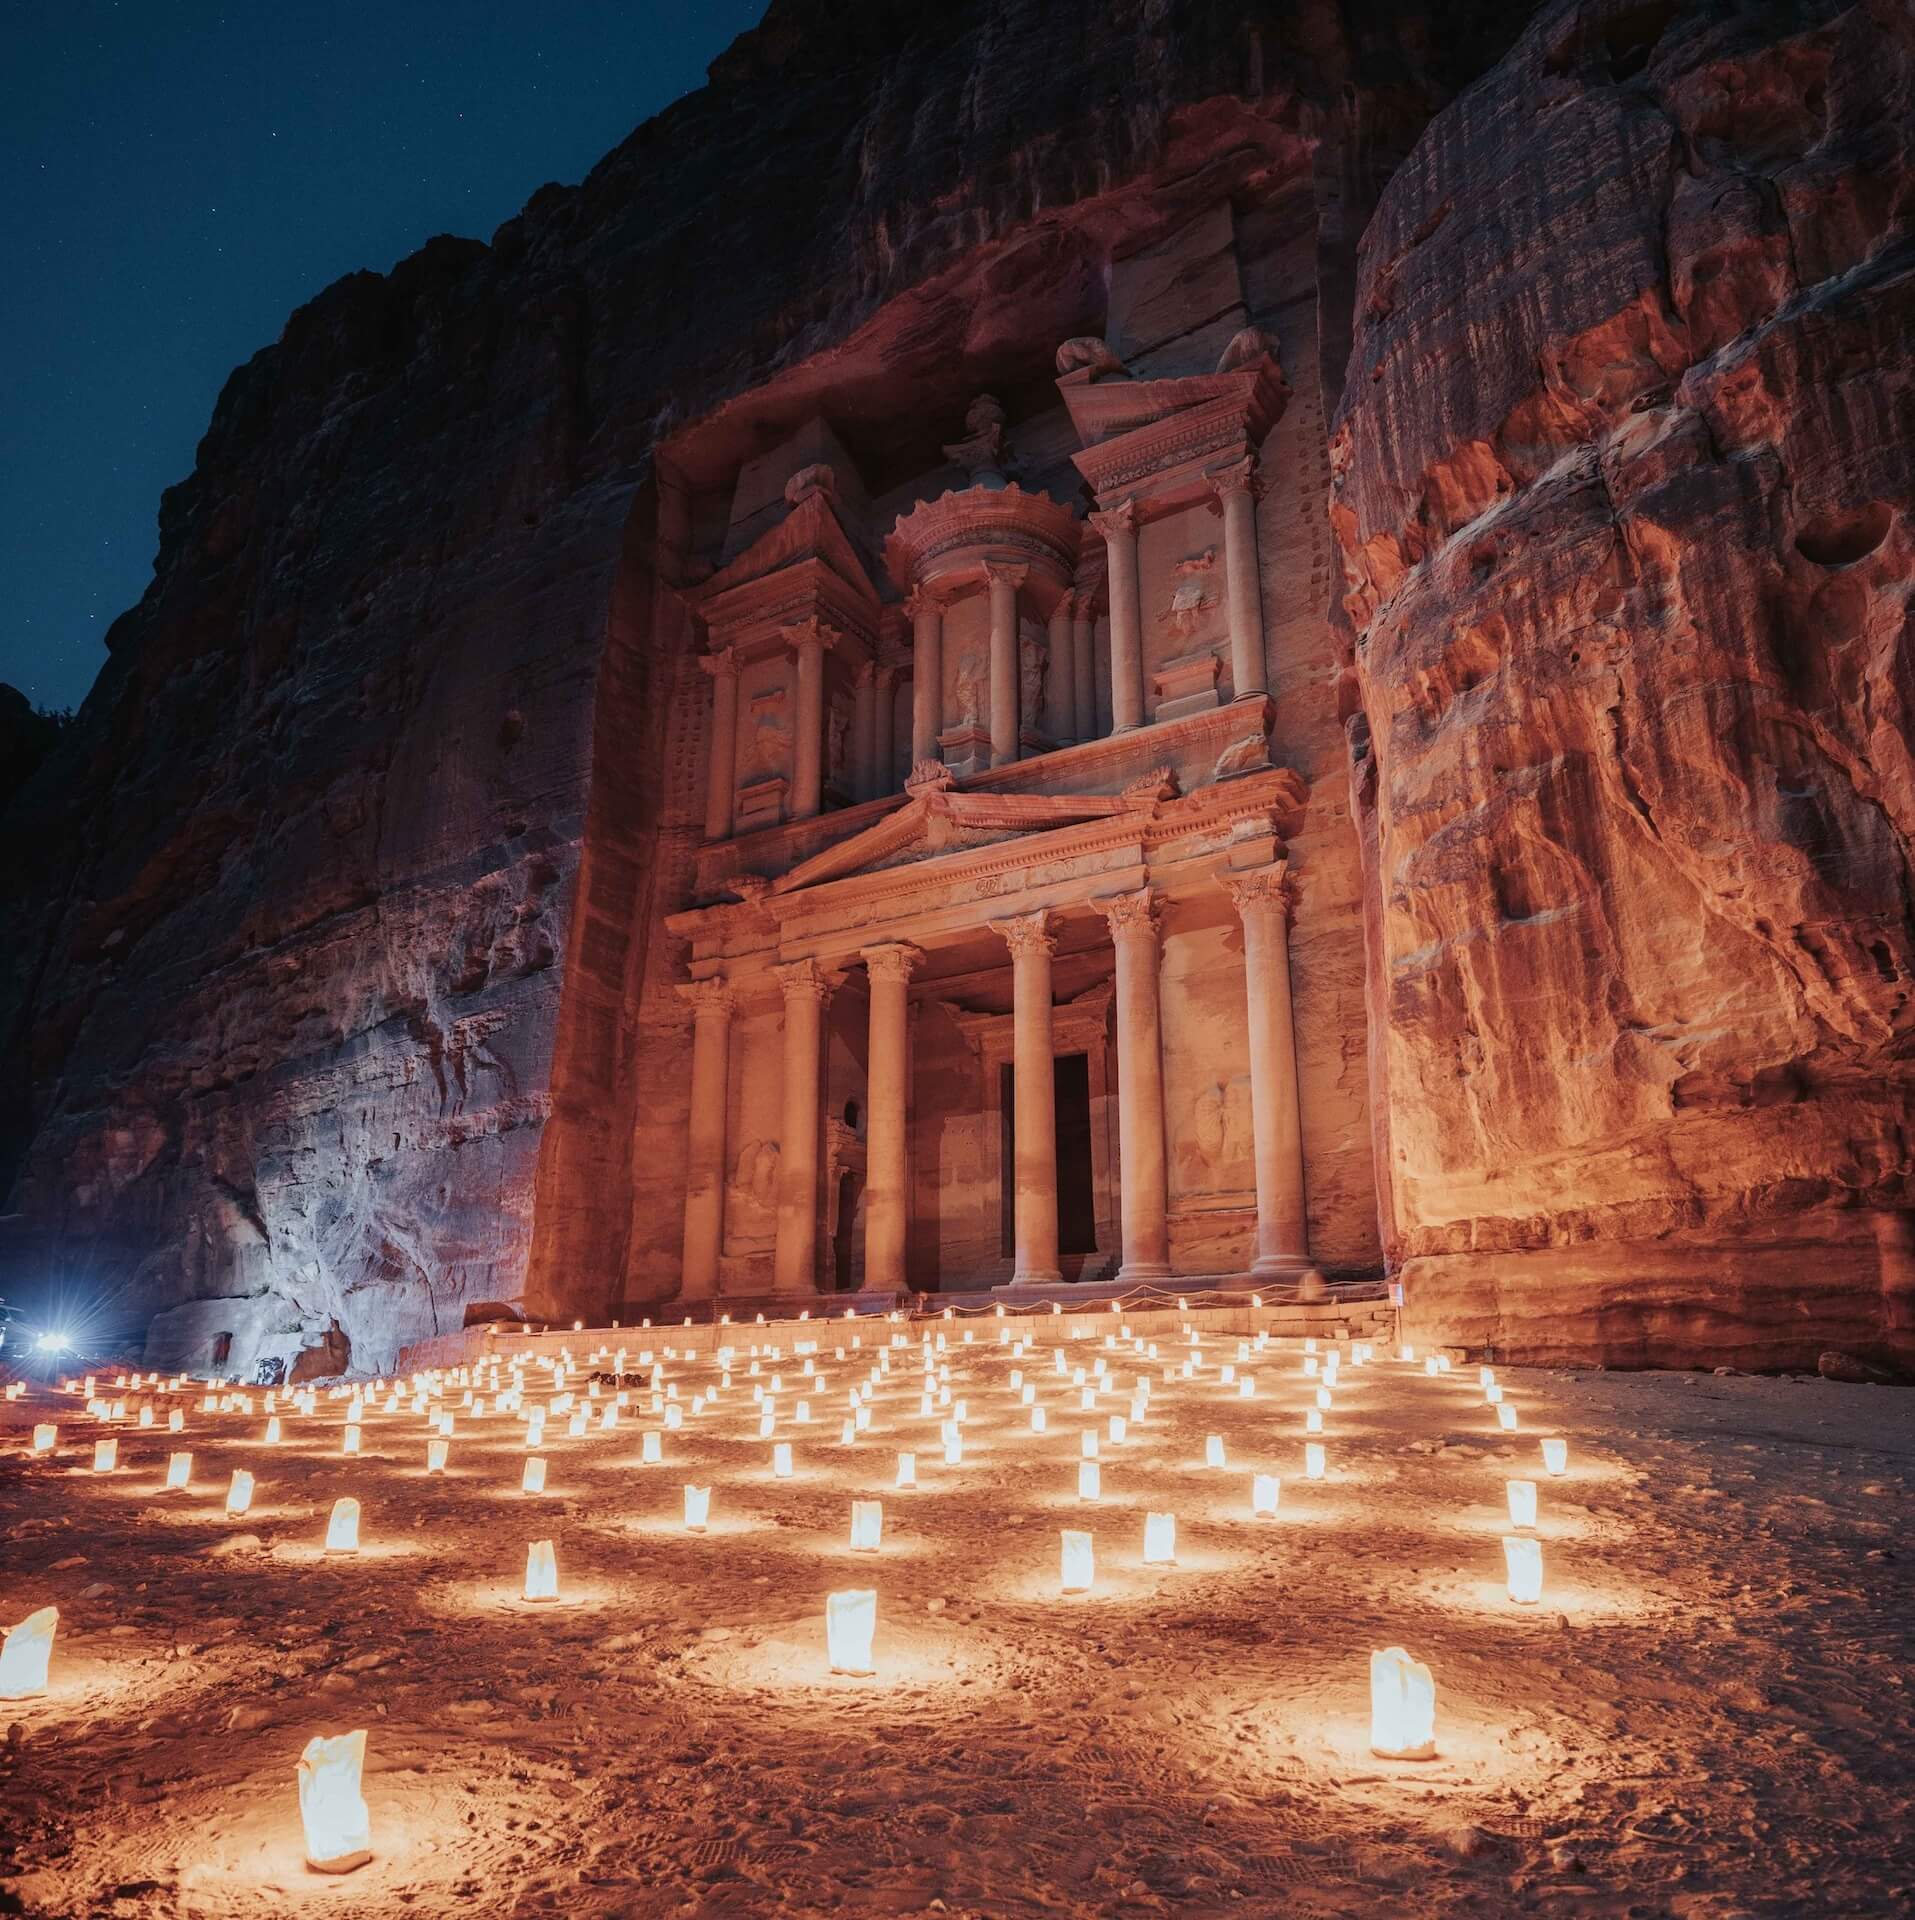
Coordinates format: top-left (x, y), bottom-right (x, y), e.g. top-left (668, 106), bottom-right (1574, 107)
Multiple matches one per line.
top-left (0, 1), bottom-right (1522, 1376)
top-left (1333, 0), bottom-right (1915, 1366)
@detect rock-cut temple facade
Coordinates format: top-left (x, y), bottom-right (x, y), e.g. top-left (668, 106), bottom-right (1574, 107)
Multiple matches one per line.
top-left (660, 327), bottom-right (1341, 1311)
top-left (2, 0), bottom-right (1910, 1383)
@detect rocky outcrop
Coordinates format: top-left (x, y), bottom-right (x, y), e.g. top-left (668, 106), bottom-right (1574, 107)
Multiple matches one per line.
top-left (0, 1), bottom-right (1528, 1378)
top-left (1333, 0), bottom-right (1915, 1368)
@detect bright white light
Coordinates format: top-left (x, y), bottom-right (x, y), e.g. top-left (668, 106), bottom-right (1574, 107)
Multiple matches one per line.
top-left (1370, 1647), bottom-right (1437, 1758)
top-left (297, 1729), bottom-right (371, 1872)
top-left (1060, 1528), bottom-right (1094, 1593)
top-left (827, 1589), bottom-right (876, 1674)
top-left (850, 1499), bottom-right (882, 1552)
top-left (1252, 1473), bottom-right (1280, 1516)
top-left (0, 1607), bottom-right (58, 1699)
top-left (325, 1497), bottom-right (361, 1553)
top-left (33, 1331), bottom-right (70, 1355)
top-left (1503, 1534), bottom-right (1543, 1603)
top-left (1142, 1511), bottom-right (1176, 1565)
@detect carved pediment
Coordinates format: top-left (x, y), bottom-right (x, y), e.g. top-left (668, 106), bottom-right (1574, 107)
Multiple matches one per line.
top-left (771, 787), bottom-right (1134, 895)
top-left (684, 488), bottom-right (882, 651)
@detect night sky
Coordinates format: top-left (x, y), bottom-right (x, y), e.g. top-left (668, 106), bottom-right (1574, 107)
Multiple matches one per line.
top-left (2, 0), bottom-right (766, 715)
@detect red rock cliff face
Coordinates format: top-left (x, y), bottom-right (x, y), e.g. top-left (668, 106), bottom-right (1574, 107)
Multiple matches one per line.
top-left (0, 1), bottom-right (1524, 1375)
top-left (1333, 0), bottom-right (1915, 1367)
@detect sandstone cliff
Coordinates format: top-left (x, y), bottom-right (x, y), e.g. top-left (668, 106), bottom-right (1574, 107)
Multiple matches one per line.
top-left (0, 1), bottom-right (1523, 1375)
top-left (1334, 0), bottom-right (1915, 1366)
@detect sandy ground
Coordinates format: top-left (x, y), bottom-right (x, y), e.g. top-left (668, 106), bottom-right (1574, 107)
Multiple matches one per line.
top-left (0, 1322), bottom-right (1910, 1920)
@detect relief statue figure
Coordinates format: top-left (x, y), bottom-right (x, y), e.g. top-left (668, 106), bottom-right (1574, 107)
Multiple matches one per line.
top-left (955, 651), bottom-right (988, 729)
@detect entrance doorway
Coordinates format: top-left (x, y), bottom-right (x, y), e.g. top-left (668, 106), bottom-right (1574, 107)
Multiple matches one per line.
top-left (832, 1169), bottom-right (863, 1291)
top-left (999, 1054), bottom-right (1097, 1259)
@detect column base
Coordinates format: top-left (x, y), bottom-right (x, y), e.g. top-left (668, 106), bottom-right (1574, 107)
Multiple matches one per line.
top-left (1116, 1260), bottom-right (1173, 1284)
top-left (1006, 1269), bottom-right (1063, 1289)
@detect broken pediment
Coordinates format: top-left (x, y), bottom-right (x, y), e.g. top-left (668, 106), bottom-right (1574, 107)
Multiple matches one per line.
top-left (684, 483), bottom-right (883, 652)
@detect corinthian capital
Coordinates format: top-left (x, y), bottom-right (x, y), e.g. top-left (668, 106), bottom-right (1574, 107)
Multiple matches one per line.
top-left (1222, 858), bottom-right (1296, 922)
top-left (903, 585), bottom-right (946, 624)
top-left (862, 942), bottom-right (923, 985)
top-left (781, 616), bottom-right (840, 657)
top-left (676, 976), bottom-right (735, 1018)
top-left (774, 957), bottom-right (841, 1004)
top-left (983, 560), bottom-right (1028, 593)
top-left (989, 908), bottom-right (1056, 962)
top-left (1097, 887), bottom-right (1161, 941)
top-left (699, 646), bottom-right (740, 680)
top-left (1209, 456), bottom-right (1260, 503)
top-left (1088, 499), bottom-right (1140, 543)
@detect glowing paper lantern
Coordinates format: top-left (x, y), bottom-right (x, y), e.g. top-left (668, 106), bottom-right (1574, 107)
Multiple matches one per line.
top-left (1315, 1387), bottom-right (1332, 1411)
top-left (1204, 1435), bottom-right (1225, 1469)
top-left (1541, 1438), bottom-right (1568, 1476)
top-left (165, 1451), bottom-right (192, 1490)
top-left (943, 1429), bottom-right (962, 1466)
top-left (827, 1589), bottom-right (876, 1674)
top-left (168, 1408), bottom-right (184, 1432)
top-left (1081, 1430), bottom-right (1100, 1460)
top-left (297, 1730), bottom-right (371, 1873)
top-left (567, 1410), bottom-right (588, 1438)
top-left (642, 1430), bottom-right (663, 1465)
top-left (1502, 1534), bottom-right (1543, 1604)
top-left (342, 1425), bottom-right (361, 1455)
top-left (1108, 1415), bottom-right (1127, 1446)
top-left (1305, 1408), bottom-right (1323, 1434)
top-left (265, 1418), bottom-right (282, 1445)
top-left (0, 1608), bottom-right (57, 1699)
top-left (426, 1439), bottom-right (448, 1474)
top-left (1496, 1402), bottom-right (1518, 1431)
top-left (1239, 1375), bottom-right (1255, 1399)
top-left (772, 1442), bottom-right (793, 1479)
top-left (1252, 1473), bottom-right (1280, 1517)
top-left (839, 1418), bottom-right (856, 1446)
top-left (850, 1499), bottom-right (883, 1552)
top-left (1060, 1529), bottom-right (1094, 1593)
top-left (521, 1456), bottom-right (547, 1495)
top-left (226, 1468), bottom-right (255, 1515)
top-left (1030, 1406), bottom-right (1047, 1434)
top-left (326, 1497), bottom-right (361, 1553)
top-left (1078, 1461), bottom-right (1101, 1502)
top-left (524, 1539), bottom-right (559, 1602)
top-left (1369, 1647), bottom-right (1437, 1759)
top-left (1305, 1442), bottom-right (1326, 1480)
top-left (93, 1439), bottom-right (117, 1473)
top-left (1142, 1512), bottom-right (1176, 1565)
top-left (1506, 1479), bottom-right (1538, 1528)
top-left (31, 1425), bottom-right (55, 1454)
top-left (895, 1451), bottom-right (917, 1490)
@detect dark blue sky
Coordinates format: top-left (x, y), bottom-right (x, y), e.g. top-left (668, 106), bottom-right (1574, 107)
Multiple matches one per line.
top-left (2, 0), bottom-right (765, 714)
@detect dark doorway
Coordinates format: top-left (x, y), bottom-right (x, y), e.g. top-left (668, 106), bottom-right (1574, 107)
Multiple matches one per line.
top-left (833, 1170), bottom-right (863, 1292)
top-left (999, 1054), bottom-right (1097, 1259)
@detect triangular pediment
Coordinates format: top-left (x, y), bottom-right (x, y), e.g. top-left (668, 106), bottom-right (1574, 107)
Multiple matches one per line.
top-left (770, 786), bottom-right (1138, 895)
top-left (684, 489), bottom-right (881, 644)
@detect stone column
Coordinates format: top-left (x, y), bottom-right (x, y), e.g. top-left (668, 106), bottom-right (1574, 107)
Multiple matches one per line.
top-left (1213, 457), bottom-right (1268, 701)
top-left (991, 909), bottom-right (1061, 1285)
top-left (787, 619), bottom-right (834, 821)
top-left (874, 663), bottom-right (899, 797)
top-left (1098, 889), bottom-right (1171, 1282)
top-left (862, 943), bottom-right (921, 1292)
top-left (1091, 500), bottom-right (1144, 731)
top-left (1071, 596), bottom-right (1097, 745)
top-left (773, 958), bottom-right (837, 1294)
top-left (1224, 863), bottom-right (1309, 1278)
top-left (676, 976), bottom-right (734, 1297)
top-left (699, 648), bottom-right (739, 843)
top-left (1047, 591), bottom-right (1077, 743)
top-left (985, 562), bottom-right (1026, 767)
top-left (853, 662), bottom-right (878, 802)
top-left (908, 588), bottom-right (943, 768)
